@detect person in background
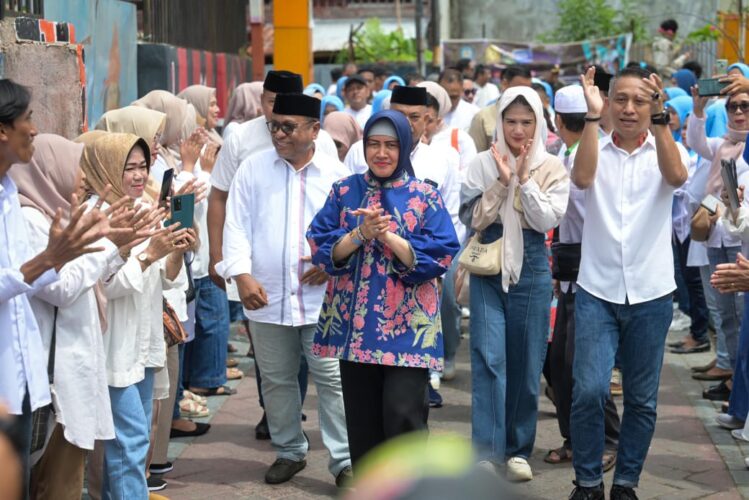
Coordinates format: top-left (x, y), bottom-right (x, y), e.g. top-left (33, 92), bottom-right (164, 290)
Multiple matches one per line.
top-left (462, 86), bottom-right (569, 482)
top-left (322, 111), bottom-right (363, 162)
top-left (372, 89), bottom-right (392, 115)
top-left (469, 65), bottom-right (533, 152)
top-left (0, 79), bottom-right (112, 500)
top-left (440, 68), bottom-right (480, 132)
top-left (304, 83), bottom-right (327, 100)
top-left (473, 64), bottom-right (500, 108)
top-left (178, 85), bottom-right (223, 146)
top-left (327, 63), bottom-right (357, 96)
top-left (373, 65), bottom-right (391, 92)
top-left (358, 67), bottom-right (376, 99)
top-left (307, 109), bottom-right (460, 471)
top-left (456, 58), bottom-right (476, 80)
top-left (223, 82), bottom-right (264, 139)
top-left (217, 93), bottom-right (352, 487)
top-left (671, 69), bottom-right (697, 96)
top-left (320, 95), bottom-right (345, 124)
top-left (343, 75), bottom-right (373, 129)
top-left (682, 61), bottom-right (703, 79)
top-left (405, 72), bottom-right (426, 86)
top-left (652, 19), bottom-right (690, 78)
top-left (544, 85), bottom-right (620, 475)
top-left (463, 78), bottom-right (477, 104)
top-left (383, 75), bottom-right (406, 91)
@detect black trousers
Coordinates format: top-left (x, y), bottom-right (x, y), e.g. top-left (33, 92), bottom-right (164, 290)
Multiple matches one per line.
top-left (549, 288), bottom-right (620, 451)
top-left (339, 360), bottom-right (429, 469)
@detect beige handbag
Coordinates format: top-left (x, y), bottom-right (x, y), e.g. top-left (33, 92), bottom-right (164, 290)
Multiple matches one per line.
top-left (458, 232), bottom-right (502, 276)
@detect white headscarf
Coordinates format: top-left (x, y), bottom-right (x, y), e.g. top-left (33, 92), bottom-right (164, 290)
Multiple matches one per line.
top-left (463, 86), bottom-right (554, 291)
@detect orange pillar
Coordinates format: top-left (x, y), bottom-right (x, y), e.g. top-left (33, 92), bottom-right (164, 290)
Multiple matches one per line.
top-left (273, 0), bottom-right (313, 84)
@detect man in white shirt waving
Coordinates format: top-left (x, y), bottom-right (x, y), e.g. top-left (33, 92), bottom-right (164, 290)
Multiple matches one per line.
top-left (217, 93), bottom-right (351, 487)
top-left (0, 79), bottom-right (111, 498)
top-left (568, 67), bottom-right (688, 500)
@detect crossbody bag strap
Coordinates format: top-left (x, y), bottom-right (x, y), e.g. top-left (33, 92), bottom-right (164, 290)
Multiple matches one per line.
top-left (48, 307), bottom-right (58, 384)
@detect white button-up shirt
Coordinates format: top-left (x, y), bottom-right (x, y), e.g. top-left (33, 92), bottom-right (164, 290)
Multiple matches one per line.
top-left (23, 206), bottom-right (119, 449)
top-left (575, 132), bottom-right (688, 305)
top-left (444, 99), bottom-right (480, 132)
top-left (211, 115), bottom-right (339, 192)
top-left (218, 147), bottom-right (349, 326)
top-left (0, 175), bottom-right (58, 414)
top-left (432, 127), bottom-right (478, 176)
top-left (474, 82), bottom-right (500, 108)
top-left (344, 104), bottom-right (372, 129)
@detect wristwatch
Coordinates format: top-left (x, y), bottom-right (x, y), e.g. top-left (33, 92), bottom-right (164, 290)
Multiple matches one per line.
top-left (650, 111), bottom-right (670, 125)
top-left (138, 252), bottom-right (151, 267)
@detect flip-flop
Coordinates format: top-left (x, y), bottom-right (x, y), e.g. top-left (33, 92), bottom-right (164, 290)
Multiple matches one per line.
top-left (190, 385), bottom-right (237, 396)
top-left (227, 343), bottom-right (238, 353)
top-left (227, 358), bottom-right (240, 368)
top-left (602, 452), bottom-right (616, 473)
top-left (544, 446), bottom-right (572, 464)
top-left (227, 367), bottom-right (243, 380)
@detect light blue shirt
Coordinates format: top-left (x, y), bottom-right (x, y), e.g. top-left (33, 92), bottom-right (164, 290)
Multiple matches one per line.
top-left (0, 175), bottom-right (58, 414)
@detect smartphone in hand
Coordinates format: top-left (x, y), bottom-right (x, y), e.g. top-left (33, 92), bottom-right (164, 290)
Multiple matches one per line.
top-left (698, 78), bottom-right (729, 97)
top-left (169, 193), bottom-right (194, 229)
top-left (159, 168), bottom-right (174, 209)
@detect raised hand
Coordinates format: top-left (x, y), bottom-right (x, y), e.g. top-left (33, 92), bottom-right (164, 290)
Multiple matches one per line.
top-left (690, 84), bottom-right (710, 118)
top-left (45, 193), bottom-right (110, 270)
top-left (720, 73), bottom-right (749, 97)
top-left (490, 143), bottom-right (512, 186)
top-left (641, 73), bottom-right (666, 116)
top-left (180, 136), bottom-right (202, 172)
top-left (200, 143), bottom-right (220, 174)
top-left (580, 66), bottom-right (604, 117)
top-left (109, 203), bottom-right (166, 250)
top-left (352, 203), bottom-right (391, 240)
top-left (145, 223), bottom-right (190, 262)
top-left (515, 140), bottom-right (533, 184)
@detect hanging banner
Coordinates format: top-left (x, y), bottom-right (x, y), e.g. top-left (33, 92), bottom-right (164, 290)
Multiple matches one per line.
top-left (441, 34), bottom-right (632, 77)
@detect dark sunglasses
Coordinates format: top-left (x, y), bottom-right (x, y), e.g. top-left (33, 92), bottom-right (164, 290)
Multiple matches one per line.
top-left (464, 88), bottom-right (477, 96)
top-left (266, 120), bottom-right (314, 136)
top-left (727, 102), bottom-right (749, 114)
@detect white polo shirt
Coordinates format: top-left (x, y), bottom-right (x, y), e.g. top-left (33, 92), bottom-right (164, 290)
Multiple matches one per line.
top-left (575, 132), bottom-right (688, 305)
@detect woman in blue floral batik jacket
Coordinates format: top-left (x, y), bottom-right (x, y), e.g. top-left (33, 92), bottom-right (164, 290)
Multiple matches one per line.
top-left (307, 110), bottom-right (460, 469)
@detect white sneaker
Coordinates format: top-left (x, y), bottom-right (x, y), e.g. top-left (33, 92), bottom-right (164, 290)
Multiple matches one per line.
top-left (506, 457), bottom-right (533, 482)
top-left (443, 359), bottom-right (456, 381)
top-left (430, 371), bottom-right (441, 390)
top-left (669, 310), bottom-right (691, 331)
top-left (716, 413), bottom-right (745, 430)
top-left (744, 456), bottom-right (749, 468)
top-left (732, 429), bottom-right (749, 442)
top-left (476, 460), bottom-right (499, 475)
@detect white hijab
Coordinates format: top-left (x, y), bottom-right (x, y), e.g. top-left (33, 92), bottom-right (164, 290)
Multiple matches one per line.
top-left (463, 86), bottom-right (554, 291)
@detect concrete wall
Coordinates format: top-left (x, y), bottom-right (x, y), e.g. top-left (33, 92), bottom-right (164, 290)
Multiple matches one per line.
top-left (452, 0), bottom-right (721, 44)
top-left (0, 19), bottom-right (85, 139)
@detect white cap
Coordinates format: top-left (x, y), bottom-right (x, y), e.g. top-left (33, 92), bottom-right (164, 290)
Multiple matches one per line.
top-left (554, 85), bottom-right (587, 114)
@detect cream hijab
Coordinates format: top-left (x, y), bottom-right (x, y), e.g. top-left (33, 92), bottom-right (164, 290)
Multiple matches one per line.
top-left (178, 85), bottom-right (223, 146)
top-left (463, 86), bottom-right (553, 292)
top-left (96, 106), bottom-right (166, 149)
top-left (225, 82), bottom-right (263, 125)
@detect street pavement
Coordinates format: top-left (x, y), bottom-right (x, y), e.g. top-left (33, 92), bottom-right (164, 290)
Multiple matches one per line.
top-left (157, 319), bottom-right (748, 499)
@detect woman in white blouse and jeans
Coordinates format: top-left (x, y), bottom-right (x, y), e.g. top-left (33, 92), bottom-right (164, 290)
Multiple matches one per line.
top-left (76, 130), bottom-right (193, 500)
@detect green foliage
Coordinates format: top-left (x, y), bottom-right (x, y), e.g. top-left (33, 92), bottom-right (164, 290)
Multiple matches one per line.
top-left (539, 0), bottom-right (650, 43)
top-left (337, 18), bottom-right (432, 64)
top-left (685, 24), bottom-right (721, 43)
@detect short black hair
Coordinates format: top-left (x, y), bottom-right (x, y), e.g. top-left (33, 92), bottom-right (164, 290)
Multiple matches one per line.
top-left (330, 68), bottom-right (343, 81)
top-left (358, 67), bottom-right (374, 76)
top-left (425, 93), bottom-right (440, 114)
top-left (610, 66), bottom-right (652, 93)
top-left (405, 72), bottom-right (425, 86)
top-left (660, 19), bottom-right (678, 33)
top-left (474, 64), bottom-right (489, 79)
top-left (531, 82), bottom-right (548, 95)
top-left (0, 79), bottom-right (31, 125)
top-left (557, 112), bottom-right (586, 133)
top-left (373, 65), bottom-right (390, 78)
top-left (501, 65), bottom-right (532, 82)
top-left (439, 68), bottom-right (462, 84)
top-left (682, 60), bottom-right (703, 79)
top-left (456, 58), bottom-right (473, 72)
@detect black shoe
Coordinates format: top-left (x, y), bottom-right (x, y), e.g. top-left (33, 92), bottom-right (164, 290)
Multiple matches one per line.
top-left (265, 458), bottom-right (306, 484)
top-left (147, 476), bottom-right (167, 491)
top-left (610, 484), bottom-right (639, 500)
top-left (170, 422), bottom-right (211, 438)
top-left (255, 413), bottom-right (271, 440)
top-left (667, 339), bottom-right (685, 348)
top-left (703, 381), bottom-right (731, 401)
top-left (568, 482), bottom-right (604, 500)
top-left (670, 340), bottom-right (710, 354)
top-left (149, 461), bottom-right (173, 475)
top-left (335, 465), bottom-right (353, 488)
top-left (429, 386), bottom-right (443, 408)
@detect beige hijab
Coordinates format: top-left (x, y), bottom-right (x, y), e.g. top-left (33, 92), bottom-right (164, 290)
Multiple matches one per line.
top-left (75, 131), bottom-right (151, 206)
top-left (323, 111), bottom-right (362, 150)
top-left (417, 81), bottom-right (452, 119)
top-left (10, 134), bottom-right (83, 225)
top-left (463, 86), bottom-right (555, 292)
top-left (132, 90), bottom-right (187, 147)
top-left (96, 106), bottom-right (166, 148)
top-left (178, 85), bottom-right (223, 146)
top-left (225, 82), bottom-right (263, 126)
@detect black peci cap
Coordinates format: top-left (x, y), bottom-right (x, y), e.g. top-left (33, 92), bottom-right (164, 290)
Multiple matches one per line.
top-left (272, 93), bottom-right (321, 119)
top-left (390, 85), bottom-right (427, 106)
top-left (264, 70), bottom-right (303, 94)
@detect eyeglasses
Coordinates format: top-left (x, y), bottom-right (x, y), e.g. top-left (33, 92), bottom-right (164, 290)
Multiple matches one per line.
top-left (464, 88), bottom-right (477, 96)
top-left (266, 120), bottom-right (315, 136)
top-left (727, 102), bottom-right (749, 114)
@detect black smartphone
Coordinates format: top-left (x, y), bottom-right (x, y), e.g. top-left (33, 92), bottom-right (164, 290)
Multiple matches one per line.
top-left (698, 78), bottom-right (729, 97)
top-left (159, 168), bottom-right (174, 209)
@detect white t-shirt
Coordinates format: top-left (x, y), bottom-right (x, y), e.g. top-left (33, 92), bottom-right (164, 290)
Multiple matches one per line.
top-left (474, 82), bottom-right (500, 108)
top-left (444, 99), bottom-right (480, 132)
top-left (344, 104), bottom-right (373, 129)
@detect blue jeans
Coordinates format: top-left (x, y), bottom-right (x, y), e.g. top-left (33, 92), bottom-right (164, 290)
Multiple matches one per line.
top-left (729, 293), bottom-right (749, 421)
top-left (249, 321), bottom-right (351, 476)
top-left (103, 368), bottom-right (155, 500)
top-left (186, 277), bottom-right (230, 388)
top-left (441, 250), bottom-right (462, 361)
top-left (571, 289), bottom-right (672, 488)
top-left (707, 246), bottom-right (744, 370)
top-left (470, 227), bottom-right (551, 462)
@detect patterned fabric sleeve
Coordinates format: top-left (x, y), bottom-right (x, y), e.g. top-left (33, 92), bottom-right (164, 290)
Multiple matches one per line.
top-left (307, 181), bottom-right (357, 276)
top-left (393, 188), bottom-right (460, 284)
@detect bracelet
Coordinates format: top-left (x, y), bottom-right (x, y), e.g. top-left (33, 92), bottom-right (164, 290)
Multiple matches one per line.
top-left (584, 115), bottom-right (602, 122)
top-left (356, 226), bottom-right (369, 242)
top-left (350, 229), bottom-right (364, 246)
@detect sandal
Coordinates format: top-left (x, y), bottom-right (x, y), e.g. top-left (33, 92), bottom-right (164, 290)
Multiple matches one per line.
top-left (179, 399), bottom-right (210, 418)
top-left (182, 390), bottom-right (208, 406)
top-left (227, 343), bottom-right (238, 353)
top-left (544, 446), bottom-right (572, 464)
top-left (226, 358), bottom-right (239, 368)
top-left (227, 367), bottom-right (243, 380)
top-left (602, 452), bottom-right (616, 472)
top-left (190, 385), bottom-right (237, 396)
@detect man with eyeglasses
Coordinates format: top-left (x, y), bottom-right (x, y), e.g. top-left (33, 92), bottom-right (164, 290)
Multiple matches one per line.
top-left (463, 78), bottom-right (477, 104)
top-left (217, 93), bottom-right (352, 486)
